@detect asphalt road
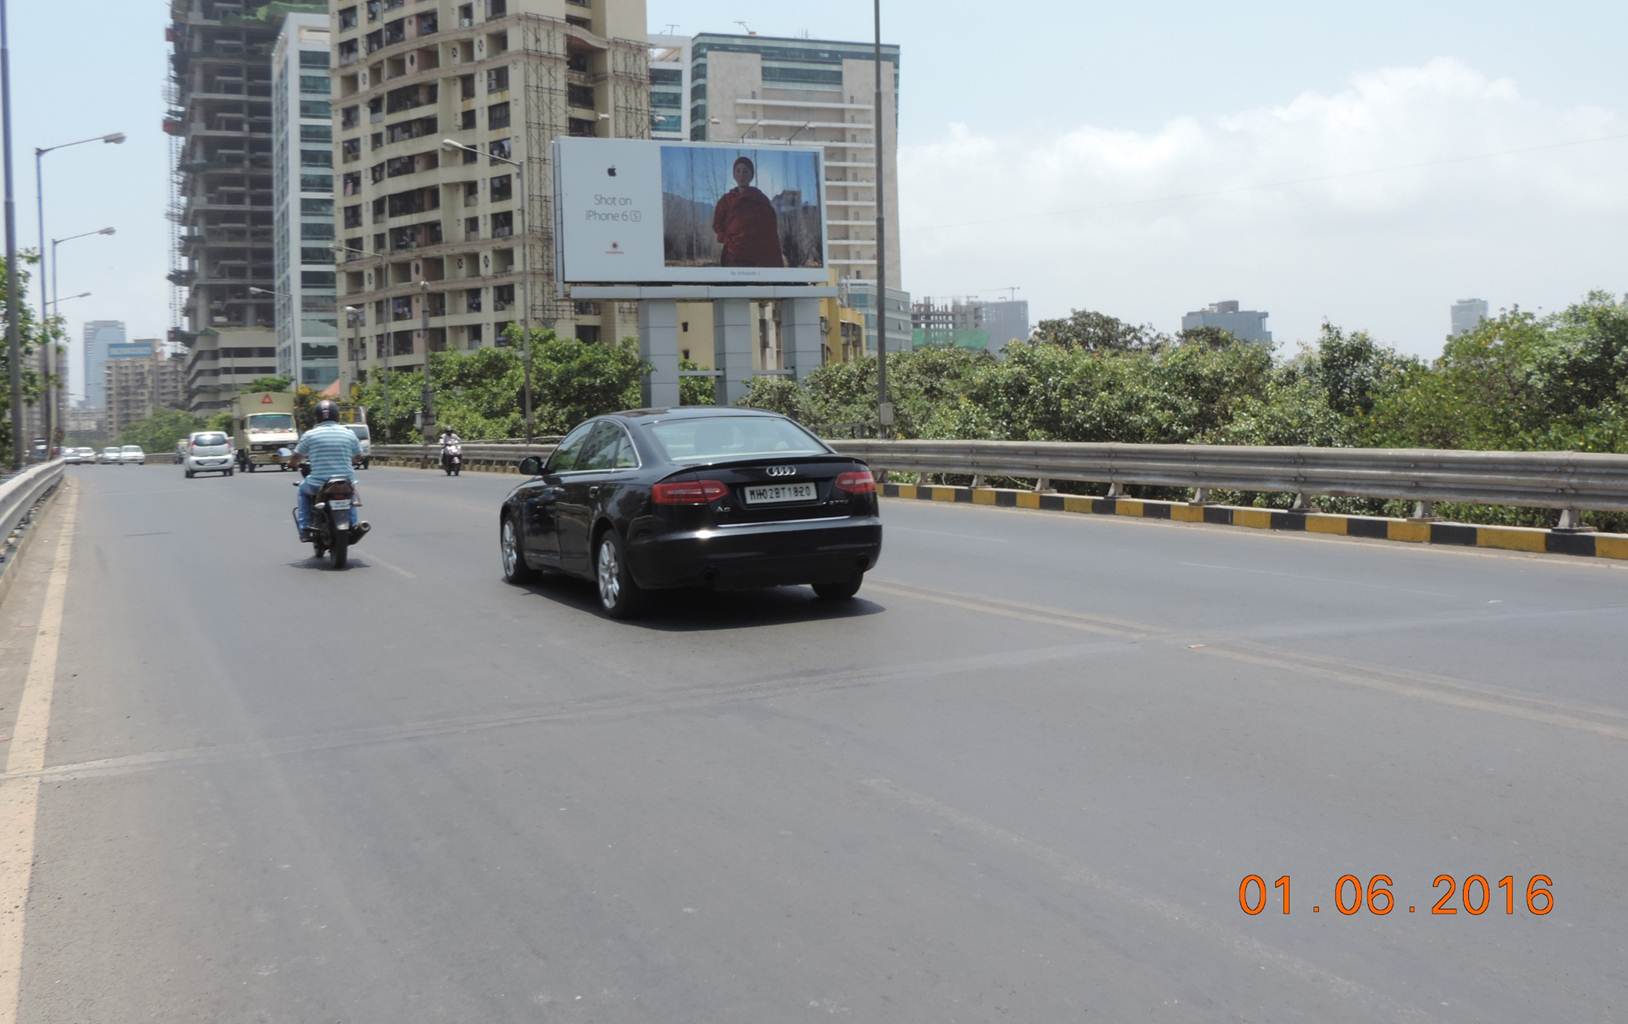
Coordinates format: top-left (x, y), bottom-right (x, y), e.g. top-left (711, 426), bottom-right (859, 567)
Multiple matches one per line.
top-left (3, 463), bottom-right (1626, 1022)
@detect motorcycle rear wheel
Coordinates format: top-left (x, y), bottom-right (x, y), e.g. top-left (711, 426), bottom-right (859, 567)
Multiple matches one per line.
top-left (331, 534), bottom-right (349, 569)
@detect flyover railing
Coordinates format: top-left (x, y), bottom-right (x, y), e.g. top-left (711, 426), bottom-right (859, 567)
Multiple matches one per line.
top-left (373, 439), bottom-right (1628, 527)
top-left (834, 440), bottom-right (1628, 527)
top-left (1, 459), bottom-right (65, 573)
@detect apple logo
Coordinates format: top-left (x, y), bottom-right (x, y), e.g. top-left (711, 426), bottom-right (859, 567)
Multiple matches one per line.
top-left (606, 166), bottom-right (617, 177)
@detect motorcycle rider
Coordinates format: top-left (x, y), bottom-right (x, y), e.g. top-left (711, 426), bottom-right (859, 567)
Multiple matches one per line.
top-left (438, 425), bottom-right (463, 472)
top-left (287, 400), bottom-right (368, 542)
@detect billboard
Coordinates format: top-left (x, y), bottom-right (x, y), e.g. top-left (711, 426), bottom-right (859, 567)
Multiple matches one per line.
top-left (554, 138), bottom-right (829, 286)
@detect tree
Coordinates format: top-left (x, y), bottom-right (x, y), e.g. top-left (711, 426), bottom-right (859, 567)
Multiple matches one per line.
top-left (679, 357), bottom-right (717, 407)
top-left (1032, 308), bottom-right (1160, 353)
top-left (0, 252), bottom-right (52, 458)
top-left (118, 408), bottom-right (203, 455)
top-left (241, 375), bottom-right (292, 394)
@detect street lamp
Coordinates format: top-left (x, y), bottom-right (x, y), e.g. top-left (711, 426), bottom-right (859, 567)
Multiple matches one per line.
top-left (46, 291), bottom-right (89, 308)
top-left (344, 305), bottom-right (363, 407)
top-left (442, 137), bottom-right (535, 444)
top-left (417, 279), bottom-right (434, 437)
top-left (34, 130), bottom-right (124, 452)
top-left (49, 226), bottom-right (114, 442)
top-left (334, 243), bottom-right (392, 436)
top-left (872, 0), bottom-right (891, 437)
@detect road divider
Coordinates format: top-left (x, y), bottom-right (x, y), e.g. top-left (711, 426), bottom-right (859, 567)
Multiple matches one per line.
top-left (884, 482), bottom-right (1628, 561)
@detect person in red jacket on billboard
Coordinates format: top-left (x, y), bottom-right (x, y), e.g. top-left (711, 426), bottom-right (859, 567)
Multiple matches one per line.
top-left (711, 156), bottom-right (784, 268)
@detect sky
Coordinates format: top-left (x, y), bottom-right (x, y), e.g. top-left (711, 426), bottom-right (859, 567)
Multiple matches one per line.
top-left (5, 1), bottom-right (1626, 401)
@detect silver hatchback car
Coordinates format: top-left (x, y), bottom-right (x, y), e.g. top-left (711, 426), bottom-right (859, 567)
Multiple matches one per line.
top-left (183, 431), bottom-right (235, 478)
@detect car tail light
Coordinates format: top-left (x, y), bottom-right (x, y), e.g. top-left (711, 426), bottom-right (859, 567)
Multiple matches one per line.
top-left (652, 479), bottom-right (729, 505)
top-left (834, 469), bottom-right (876, 495)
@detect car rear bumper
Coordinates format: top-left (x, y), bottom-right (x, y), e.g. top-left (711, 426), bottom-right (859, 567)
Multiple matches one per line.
top-left (626, 515), bottom-right (882, 590)
top-left (187, 457), bottom-right (233, 472)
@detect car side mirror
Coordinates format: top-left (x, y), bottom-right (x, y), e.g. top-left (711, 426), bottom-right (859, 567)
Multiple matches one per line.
top-left (518, 456), bottom-right (543, 477)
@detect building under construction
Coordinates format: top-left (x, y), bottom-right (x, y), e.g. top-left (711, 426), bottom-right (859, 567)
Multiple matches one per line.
top-left (910, 295), bottom-right (1032, 355)
top-left (167, 0), bottom-right (326, 413)
top-left (330, 0), bottom-right (649, 398)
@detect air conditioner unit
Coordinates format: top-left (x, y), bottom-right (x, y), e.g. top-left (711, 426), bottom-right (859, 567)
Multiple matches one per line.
top-left (450, 48), bottom-right (461, 62)
top-left (460, 17), bottom-right (473, 28)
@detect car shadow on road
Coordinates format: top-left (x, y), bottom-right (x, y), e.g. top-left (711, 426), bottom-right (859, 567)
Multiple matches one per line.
top-left (513, 575), bottom-right (885, 632)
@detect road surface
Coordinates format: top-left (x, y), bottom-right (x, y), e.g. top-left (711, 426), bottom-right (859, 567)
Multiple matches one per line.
top-left (3, 464), bottom-right (1625, 1022)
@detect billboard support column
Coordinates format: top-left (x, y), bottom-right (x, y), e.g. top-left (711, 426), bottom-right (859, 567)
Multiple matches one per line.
top-left (712, 298), bottom-right (753, 406)
top-left (782, 297), bottom-right (823, 383)
top-left (637, 300), bottom-right (680, 409)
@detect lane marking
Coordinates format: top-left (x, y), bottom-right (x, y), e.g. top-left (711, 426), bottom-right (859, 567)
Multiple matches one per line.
top-left (870, 579), bottom-right (1628, 741)
top-left (889, 526), bottom-right (1010, 544)
top-left (0, 485), bottom-right (78, 1024)
top-left (1176, 561), bottom-right (1463, 600)
top-left (862, 777), bottom-right (1435, 1023)
top-left (358, 551), bottom-right (417, 579)
top-left (6, 638), bottom-right (1131, 784)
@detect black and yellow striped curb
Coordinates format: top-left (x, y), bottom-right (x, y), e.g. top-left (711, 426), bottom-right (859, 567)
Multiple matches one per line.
top-left (880, 483), bottom-right (1628, 561)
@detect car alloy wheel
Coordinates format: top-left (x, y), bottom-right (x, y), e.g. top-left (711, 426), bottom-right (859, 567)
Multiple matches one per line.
top-left (500, 516), bottom-right (535, 583)
top-left (596, 538), bottom-right (621, 609)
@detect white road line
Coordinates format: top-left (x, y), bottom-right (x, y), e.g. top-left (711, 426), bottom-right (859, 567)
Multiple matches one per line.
top-left (360, 551), bottom-right (417, 579)
top-left (0, 485), bottom-right (78, 1024)
top-left (890, 525), bottom-right (1010, 544)
top-left (1177, 561), bottom-right (1464, 600)
top-left (863, 777), bottom-right (1436, 1024)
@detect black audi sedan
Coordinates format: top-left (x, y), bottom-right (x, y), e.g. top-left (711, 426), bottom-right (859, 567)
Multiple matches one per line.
top-left (499, 408), bottom-right (883, 618)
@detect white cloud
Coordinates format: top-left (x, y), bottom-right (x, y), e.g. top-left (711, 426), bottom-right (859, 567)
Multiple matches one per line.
top-left (898, 58), bottom-right (1628, 356)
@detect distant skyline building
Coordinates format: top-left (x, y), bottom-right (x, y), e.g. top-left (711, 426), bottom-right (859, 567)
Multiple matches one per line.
top-left (1451, 298), bottom-right (1489, 337)
top-left (81, 320), bottom-right (128, 409)
top-left (911, 296), bottom-right (1031, 354)
top-left (272, 13), bottom-right (339, 389)
top-left (1180, 300), bottom-right (1272, 343)
top-left (648, 34), bottom-right (689, 140)
top-left (106, 349), bottom-right (188, 436)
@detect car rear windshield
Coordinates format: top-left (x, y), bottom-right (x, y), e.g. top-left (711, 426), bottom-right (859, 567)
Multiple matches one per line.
top-left (121, 446), bottom-right (143, 454)
top-left (649, 416), bottom-right (827, 464)
top-left (346, 424), bottom-right (370, 440)
top-left (246, 413), bottom-right (295, 431)
top-left (193, 433), bottom-right (228, 447)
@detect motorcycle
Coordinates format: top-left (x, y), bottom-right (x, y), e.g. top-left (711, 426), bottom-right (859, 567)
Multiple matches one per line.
top-left (281, 448), bottom-right (369, 569)
top-left (441, 441), bottom-right (463, 477)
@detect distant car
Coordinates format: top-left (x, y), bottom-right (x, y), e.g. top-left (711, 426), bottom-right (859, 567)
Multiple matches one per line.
top-left (344, 422), bottom-right (372, 469)
top-left (182, 431), bottom-right (234, 478)
top-left (498, 408), bottom-right (883, 618)
top-left (100, 446), bottom-right (123, 465)
top-left (119, 445), bottom-right (146, 466)
top-left (63, 448), bottom-right (87, 465)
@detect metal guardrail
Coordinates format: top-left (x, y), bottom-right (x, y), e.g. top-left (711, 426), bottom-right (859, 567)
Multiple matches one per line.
top-left (832, 440), bottom-right (1628, 525)
top-left (1, 460), bottom-right (65, 571)
top-left (373, 441), bottom-right (561, 471)
top-left (382, 437), bottom-right (1628, 526)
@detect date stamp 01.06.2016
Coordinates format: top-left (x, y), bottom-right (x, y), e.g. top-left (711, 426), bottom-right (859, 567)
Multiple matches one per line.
top-left (1238, 874), bottom-right (1554, 918)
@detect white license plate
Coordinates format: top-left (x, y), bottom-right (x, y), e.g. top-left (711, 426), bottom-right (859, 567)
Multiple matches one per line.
top-left (329, 499), bottom-right (352, 510)
top-left (743, 482), bottom-right (817, 505)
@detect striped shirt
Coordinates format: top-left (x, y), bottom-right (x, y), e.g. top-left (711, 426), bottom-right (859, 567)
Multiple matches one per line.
top-left (295, 422), bottom-right (361, 483)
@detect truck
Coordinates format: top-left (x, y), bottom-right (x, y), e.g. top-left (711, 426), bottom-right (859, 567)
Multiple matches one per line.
top-left (230, 392), bottom-right (300, 472)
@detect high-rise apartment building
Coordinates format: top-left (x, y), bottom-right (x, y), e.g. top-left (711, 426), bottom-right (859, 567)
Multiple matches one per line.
top-left (80, 320), bottom-right (127, 409)
top-left (329, 0), bottom-right (650, 397)
top-left (1180, 300), bottom-right (1272, 344)
top-left (273, 13), bottom-right (341, 390)
top-left (167, 1), bottom-right (324, 413)
top-left (1451, 298), bottom-right (1489, 337)
top-left (106, 346), bottom-right (188, 436)
top-left (687, 34), bottom-right (902, 296)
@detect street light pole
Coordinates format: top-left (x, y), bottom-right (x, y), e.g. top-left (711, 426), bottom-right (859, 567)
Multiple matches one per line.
top-left (873, 0), bottom-right (890, 438)
top-left (33, 131), bottom-right (125, 455)
top-left (442, 138), bottom-right (533, 443)
top-left (3, 0), bottom-right (24, 469)
top-left (419, 280), bottom-right (433, 438)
